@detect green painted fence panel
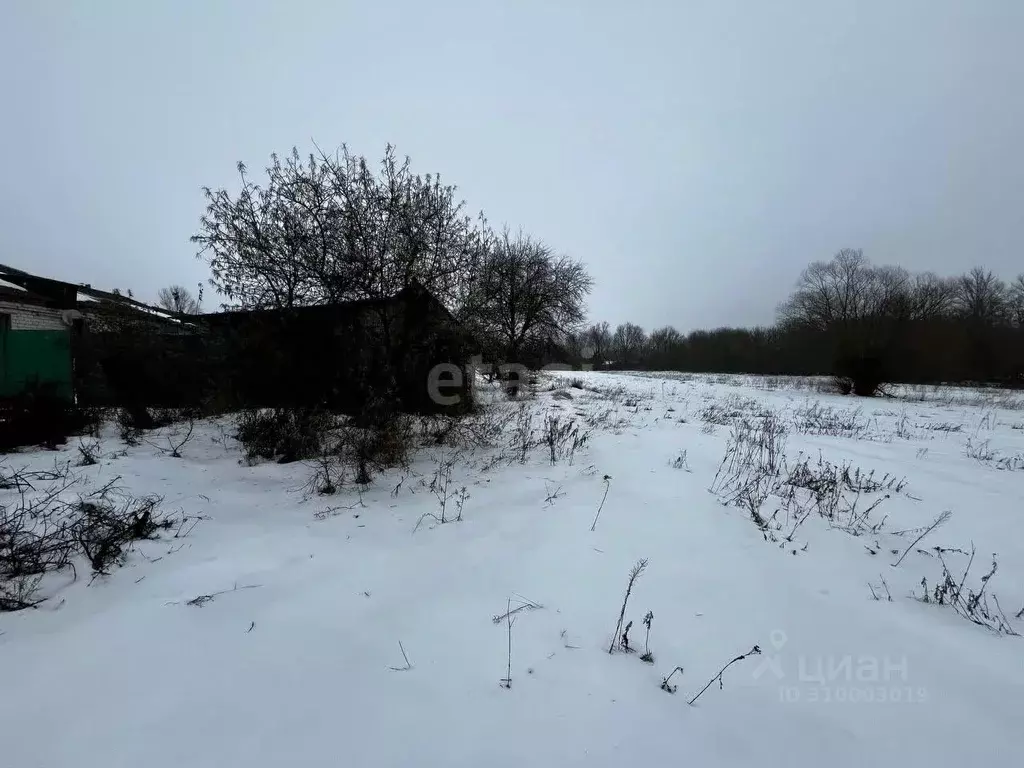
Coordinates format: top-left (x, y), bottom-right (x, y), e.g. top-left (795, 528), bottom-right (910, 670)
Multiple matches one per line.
top-left (0, 328), bottom-right (74, 400)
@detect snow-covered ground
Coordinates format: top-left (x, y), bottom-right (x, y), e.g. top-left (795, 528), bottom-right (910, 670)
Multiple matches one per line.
top-left (2, 371), bottom-right (1023, 767)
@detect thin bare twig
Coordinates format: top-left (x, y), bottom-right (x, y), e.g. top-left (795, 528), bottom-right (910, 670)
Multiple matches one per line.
top-left (500, 598), bottom-right (514, 689)
top-left (879, 574), bottom-right (893, 602)
top-left (660, 666), bottom-right (685, 693)
top-left (590, 475), bottom-right (612, 532)
top-left (389, 641), bottom-right (412, 671)
top-left (166, 582), bottom-right (262, 607)
top-left (892, 510), bottom-right (952, 567)
top-left (492, 596), bottom-right (543, 624)
top-left (688, 646), bottom-right (762, 706)
top-left (991, 595), bottom-right (1017, 634)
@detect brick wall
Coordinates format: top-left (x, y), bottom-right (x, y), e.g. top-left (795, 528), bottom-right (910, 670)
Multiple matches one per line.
top-left (0, 300), bottom-right (67, 331)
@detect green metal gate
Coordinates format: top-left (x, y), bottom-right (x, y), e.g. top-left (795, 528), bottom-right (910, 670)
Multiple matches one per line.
top-left (0, 317), bottom-right (74, 401)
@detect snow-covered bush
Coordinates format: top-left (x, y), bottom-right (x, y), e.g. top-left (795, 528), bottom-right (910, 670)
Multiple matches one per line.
top-left (1, 464), bottom-right (178, 610)
top-left (235, 407), bottom-right (334, 464)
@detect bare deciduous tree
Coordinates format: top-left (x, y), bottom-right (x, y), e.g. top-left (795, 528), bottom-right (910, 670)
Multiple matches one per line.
top-left (460, 228), bottom-right (592, 364)
top-left (192, 145), bottom-right (486, 311)
top-left (561, 330), bottom-right (586, 363)
top-left (583, 321), bottom-right (612, 365)
top-left (647, 326), bottom-right (683, 368)
top-left (193, 157), bottom-right (323, 310)
top-left (776, 250), bottom-right (919, 394)
top-left (312, 144), bottom-right (486, 307)
top-left (157, 285), bottom-right (201, 314)
top-left (611, 322), bottom-right (648, 368)
top-left (778, 248), bottom-right (883, 330)
top-left (909, 272), bottom-right (957, 320)
top-left (954, 267), bottom-right (1008, 325)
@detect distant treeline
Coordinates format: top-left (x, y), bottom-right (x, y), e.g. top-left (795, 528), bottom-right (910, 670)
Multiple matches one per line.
top-left (560, 250), bottom-right (1024, 392)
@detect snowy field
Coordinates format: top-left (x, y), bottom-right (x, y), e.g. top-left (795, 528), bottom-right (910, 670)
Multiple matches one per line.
top-left (2, 371), bottom-right (1023, 767)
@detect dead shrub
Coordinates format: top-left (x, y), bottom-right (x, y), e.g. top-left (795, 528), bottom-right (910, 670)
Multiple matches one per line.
top-left (75, 493), bottom-right (168, 575)
top-left (917, 546), bottom-right (1018, 635)
top-left (541, 412), bottom-right (590, 465)
top-left (236, 407), bottom-right (334, 464)
top-left (351, 415), bottom-right (413, 483)
top-left (419, 405), bottom-right (516, 451)
top-left (509, 404), bottom-right (535, 463)
top-left (963, 437), bottom-right (998, 463)
top-left (700, 404), bottom-right (742, 426)
top-left (0, 573), bottom-right (44, 611)
top-left (116, 408), bottom-right (143, 446)
top-left (710, 416), bottom-right (896, 543)
top-left (793, 402), bottom-right (870, 439)
top-left (76, 438), bottom-right (102, 466)
top-left (831, 376), bottom-right (855, 396)
top-left (302, 454), bottom-right (345, 497)
top-left (2, 468), bottom-right (182, 608)
top-left (148, 417), bottom-right (196, 458)
top-left (1, 466), bottom-right (81, 581)
top-left (329, 408), bottom-right (416, 485)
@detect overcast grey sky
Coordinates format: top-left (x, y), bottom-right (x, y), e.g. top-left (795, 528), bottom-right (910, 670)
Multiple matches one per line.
top-left (2, 1), bottom-right (1021, 331)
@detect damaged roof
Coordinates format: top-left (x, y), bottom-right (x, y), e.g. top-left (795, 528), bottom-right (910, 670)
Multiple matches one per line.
top-left (0, 263), bottom-right (190, 327)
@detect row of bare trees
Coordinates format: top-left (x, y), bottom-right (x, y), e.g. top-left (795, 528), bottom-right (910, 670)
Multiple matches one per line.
top-left (568, 250), bottom-right (1024, 393)
top-left (778, 250), bottom-right (1024, 331)
top-left (777, 250), bottom-right (1024, 392)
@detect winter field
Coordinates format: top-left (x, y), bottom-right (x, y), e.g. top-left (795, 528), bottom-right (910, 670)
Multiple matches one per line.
top-left (2, 371), bottom-right (1024, 767)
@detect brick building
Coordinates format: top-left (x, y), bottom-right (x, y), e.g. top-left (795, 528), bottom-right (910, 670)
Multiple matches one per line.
top-left (0, 264), bottom-right (182, 402)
